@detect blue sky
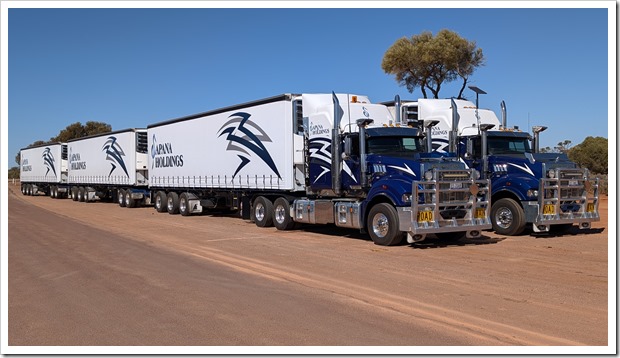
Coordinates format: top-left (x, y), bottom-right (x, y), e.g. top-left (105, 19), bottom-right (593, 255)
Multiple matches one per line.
top-left (5, 4), bottom-right (613, 166)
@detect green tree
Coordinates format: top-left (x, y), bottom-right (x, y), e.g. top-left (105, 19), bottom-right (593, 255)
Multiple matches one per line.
top-left (381, 29), bottom-right (484, 99)
top-left (555, 140), bottom-right (572, 154)
top-left (568, 136), bottom-right (608, 174)
top-left (8, 167), bottom-right (19, 179)
top-left (51, 121), bottom-right (112, 143)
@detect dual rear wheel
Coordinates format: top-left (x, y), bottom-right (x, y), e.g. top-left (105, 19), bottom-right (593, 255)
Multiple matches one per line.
top-left (154, 191), bottom-right (193, 216)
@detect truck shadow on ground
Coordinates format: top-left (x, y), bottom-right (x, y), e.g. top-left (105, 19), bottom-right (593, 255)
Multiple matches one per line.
top-left (530, 226), bottom-right (605, 239)
top-left (290, 224), bottom-right (505, 249)
top-left (409, 236), bottom-right (505, 249)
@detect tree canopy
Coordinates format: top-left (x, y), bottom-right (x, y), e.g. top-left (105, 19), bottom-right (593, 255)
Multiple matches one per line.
top-left (568, 136), bottom-right (608, 175)
top-left (381, 29), bottom-right (484, 99)
top-left (15, 121), bottom-right (112, 165)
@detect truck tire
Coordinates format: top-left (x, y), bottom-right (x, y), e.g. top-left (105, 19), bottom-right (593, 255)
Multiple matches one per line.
top-left (167, 192), bottom-right (180, 215)
top-left (491, 198), bottom-right (526, 236)
top-left (77, 187), bottom-right (86, 202)
top-left (125, 190), bottom-right (136, 208)
top-left (71, 187), bottom-right (78, 201)
top-left (179, 193), bottom-right (192, 216)
top-left (155, 191), bottom-right (167, 213)
top-left (273, 197), bottom-right (295, 230)
top-left (252, 196), bottom-right (273, 227)
top-left (50, 186), bottom-right (56, 199)
top-left (118, 189), bottom-right (126, 207)
top-left (367, 203), bottom-right (405, 246)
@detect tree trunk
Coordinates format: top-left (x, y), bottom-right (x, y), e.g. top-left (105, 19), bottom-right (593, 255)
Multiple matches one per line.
top-left (457, 77), bottom-right (468, 99)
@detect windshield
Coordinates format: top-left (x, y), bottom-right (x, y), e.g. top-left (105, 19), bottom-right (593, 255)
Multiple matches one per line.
top-left (488, 137), bottom-right (532, 155)
top-left (367, 136), bottom-right (423, 157)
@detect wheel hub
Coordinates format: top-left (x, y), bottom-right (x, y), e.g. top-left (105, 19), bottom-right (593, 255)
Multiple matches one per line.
top-left (372, 213), bottom-right (390, 238)
top-left (495, 207), bottom-right (513, 229)
top-left (255, 203), bottom-right (265, 221)
top-left (274, 205), bottom-right (285, 224)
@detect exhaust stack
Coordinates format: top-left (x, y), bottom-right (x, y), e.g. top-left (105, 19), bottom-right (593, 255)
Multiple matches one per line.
top-left (394, 95), bottom-right (402, 125)
top-left (331, 92), bottom-right (343, 196)
top-left (501, 101), bottom-right (507, 129)
top-left (479, 123), bottom-right (495, 179)
top-left (449, 98), bottom-right (459, 153)
top-left (357, 118), bottom-right (374, 188)
top-left (532, 126), bottom-right (548, 153)
top-left (424, 120), bottom-right (440, 153)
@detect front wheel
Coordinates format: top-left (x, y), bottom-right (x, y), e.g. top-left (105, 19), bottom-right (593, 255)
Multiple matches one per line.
top-left (367, 203), bottom-right (404, 246)
top-left (491, 198), bottom-right (526, 236)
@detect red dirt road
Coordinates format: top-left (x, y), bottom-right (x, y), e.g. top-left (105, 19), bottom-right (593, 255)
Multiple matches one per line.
top-left (7, 183), bottom-right (610, 351)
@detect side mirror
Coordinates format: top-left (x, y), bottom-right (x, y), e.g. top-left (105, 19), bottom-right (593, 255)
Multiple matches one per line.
top-left (466, 138), bottom-right (474, 158)
top-left (344, 136), bottom-right (353, 157)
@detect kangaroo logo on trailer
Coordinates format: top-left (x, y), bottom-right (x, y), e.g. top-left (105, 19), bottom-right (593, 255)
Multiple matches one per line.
top-left (217, 112), bottom-right (281, 179)
top-left (102, 136), bottom-right (129, 177)
top-left (42, 147), bottom-right (56, 177)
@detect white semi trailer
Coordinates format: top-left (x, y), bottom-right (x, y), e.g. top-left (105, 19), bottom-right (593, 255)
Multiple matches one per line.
top-left (19, 143), bottom-right (68, 198)
top-left (65, 129), bottom-right (149, 206)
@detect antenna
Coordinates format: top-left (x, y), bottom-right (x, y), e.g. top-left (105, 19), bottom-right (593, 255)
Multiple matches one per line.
top-left (468, 86), bottom-right (487, 131)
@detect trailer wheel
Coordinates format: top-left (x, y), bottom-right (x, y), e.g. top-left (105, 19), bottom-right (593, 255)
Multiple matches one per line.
top-left (179, 193), bottom-right (192, 216)
top-left (252, 196), bottom-right (273, 227)
top-left (49, 186), bottom-right (56, 199)
top-left (77, 187), bottom-right (86, 202)
top-left (118, 189), bottom-right (126, 207)
top-left (167, 192), bottom-right (180, 215)
top-left (273, 197), bottom-right (295, 230)
top-left (367, 203), bottom-right (405, 246)
top-left (491, 198), bottom-right (526, 236)
top-left (71, 187), bottom-right (78, 201)
top-left (26, 184), bottom-right (32, 196)
top-left (125, 190), bottom-right (136, 208)
top-left (155, 191), bottom-right (167, 213)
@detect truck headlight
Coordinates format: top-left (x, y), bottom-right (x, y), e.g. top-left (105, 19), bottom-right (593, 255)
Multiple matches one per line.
top-left (527, 189), bottom-right (539, 198)
top-left (402, 193), bottom-right (412, 203)
top-left (547, 170), bottom-right (556, 179)
top-left (471, 169), bottom-right (480, 180)
top-left (424, 170), bottom-right (434, 181)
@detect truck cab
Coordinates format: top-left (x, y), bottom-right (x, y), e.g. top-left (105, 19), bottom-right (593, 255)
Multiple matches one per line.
top-left (294, 93), bottom-right (491, 245)
top-left (384, 94), bottom-right (600, 236)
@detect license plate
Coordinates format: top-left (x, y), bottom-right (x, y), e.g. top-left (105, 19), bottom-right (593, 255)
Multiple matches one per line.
top-left (587, 203), bottom-right (595, 213)
top-left (475, 208), bottom-right (486, 219)
top-left (449, 182), bottom-right (462, 189)
top-left (543, 204), bottom-right (555, 215)
top-left (568, 180), bottom-right (579, 186)
top-left (417, 211), bottom-right (433, 222)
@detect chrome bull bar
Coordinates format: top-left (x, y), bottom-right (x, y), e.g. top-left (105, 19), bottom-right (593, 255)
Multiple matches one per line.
top-left (535, 171), bottom-right (600, 232)
top-left (398, 176), bottom-right (492, 243)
